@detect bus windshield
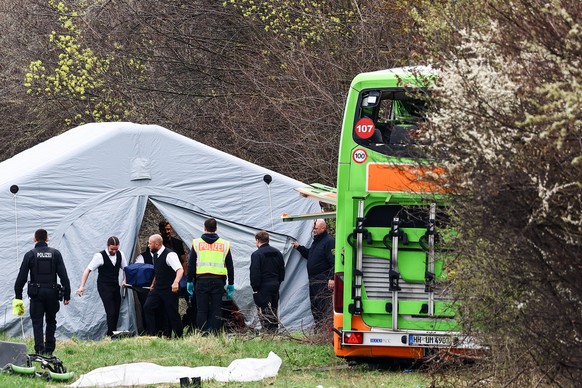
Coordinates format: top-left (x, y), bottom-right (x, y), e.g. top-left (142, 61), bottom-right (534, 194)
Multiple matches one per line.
top-left (353, 88), bottom-right (430, 157)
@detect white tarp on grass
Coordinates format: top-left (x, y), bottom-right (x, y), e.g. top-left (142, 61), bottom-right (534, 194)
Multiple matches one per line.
top-left (68, 352), bottom-right (282, 386)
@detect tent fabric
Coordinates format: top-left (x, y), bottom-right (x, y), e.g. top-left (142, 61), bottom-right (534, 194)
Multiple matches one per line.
top-left (0, 122), bottom-right (321, 340)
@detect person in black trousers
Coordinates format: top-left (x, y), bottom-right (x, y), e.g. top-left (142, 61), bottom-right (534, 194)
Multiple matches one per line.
top-left (13, 229), bottom-right (71, 356)
top-left (293, 219), bottom-right (335, 327)
top-left (76, 236), bottom-right (127, 337)
top-left (186, 217), bottom-right (235, 335)
top-left (131, 245), bottom-right (155, 334)
top-left (250, 230), bottom-right (285, 332)
top-left (143, 234), bottom-right (184, 338)
top-left (159, 220), bottom-right (191, 330)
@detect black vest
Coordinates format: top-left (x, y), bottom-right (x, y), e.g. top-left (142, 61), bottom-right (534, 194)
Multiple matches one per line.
top-left (97, 250), bottom-right (121, 285)
top-left (153, 248), bottom-right (175, 290)
top-left (141, 250), bottom-right (154, 265)
top-left (30, 247), bottom-right (58, 286)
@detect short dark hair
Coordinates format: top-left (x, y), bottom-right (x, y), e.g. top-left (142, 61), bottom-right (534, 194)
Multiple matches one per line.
top-left (158, 220), bottom-right (170, 234)
top-left (107, 236), bottom-right (120, 246)
top-left (255, 230), bottom-right (269, 244)
top-left (34, 229), bottom-right (48, 242)
top-left (204, 217), bottom-right (217, 233)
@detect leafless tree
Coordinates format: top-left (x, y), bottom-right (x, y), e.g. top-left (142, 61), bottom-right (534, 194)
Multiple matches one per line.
top-left (65, 0), bottom-right (419, 183)
top-left (0, 0), bottom-right (69, 156)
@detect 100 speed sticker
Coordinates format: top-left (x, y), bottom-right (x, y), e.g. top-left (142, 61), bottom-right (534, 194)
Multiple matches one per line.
top-left (352, 148), bottom-right (368, 164)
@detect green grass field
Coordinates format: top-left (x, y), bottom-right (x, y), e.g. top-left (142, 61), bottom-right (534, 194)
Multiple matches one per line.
top-left (0, 332), bottom-right (429, 387)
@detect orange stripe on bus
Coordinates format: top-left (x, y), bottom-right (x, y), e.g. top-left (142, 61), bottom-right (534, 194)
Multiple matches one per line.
top-left (367, 163), bottom-right (446, 193)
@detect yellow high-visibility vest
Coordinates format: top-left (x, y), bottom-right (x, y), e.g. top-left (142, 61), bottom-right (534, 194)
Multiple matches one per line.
top-left (192, 237), bottom-right (230, 276)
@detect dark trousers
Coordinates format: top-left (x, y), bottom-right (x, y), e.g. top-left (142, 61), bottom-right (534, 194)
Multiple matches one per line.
top-left (144, 288), bottom-right (183, 338)
top-left (97, 282), bottom-right (121, 336)
top-left (309, 273), bottom-right (332, 325)
top-left (136, 289), bottom-right (170, 336)
top-left (30, 288), bottom-right (60, 355)
top-left (135, 288), bottom-right (148, 334)
top-left (195, 277), bottom-right (225, 333)
top-left (253, 282), bottom-right (280, 332)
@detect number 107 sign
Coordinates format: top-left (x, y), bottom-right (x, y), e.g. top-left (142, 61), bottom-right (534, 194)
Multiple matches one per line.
top-left (354, 117), bottom-right (375, 139)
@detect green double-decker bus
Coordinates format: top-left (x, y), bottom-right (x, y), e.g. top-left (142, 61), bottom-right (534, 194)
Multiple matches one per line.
top-left (331, 67), bottom-right (476, 360)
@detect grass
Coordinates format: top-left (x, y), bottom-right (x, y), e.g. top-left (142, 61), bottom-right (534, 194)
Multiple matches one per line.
top-left (0, 332), bottom-right (429, 387)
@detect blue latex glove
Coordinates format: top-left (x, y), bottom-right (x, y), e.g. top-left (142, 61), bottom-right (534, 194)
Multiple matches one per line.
top-left (186, 282), bottom-right (194, 296)
top-left (226, 284), bottom-right (235, 299)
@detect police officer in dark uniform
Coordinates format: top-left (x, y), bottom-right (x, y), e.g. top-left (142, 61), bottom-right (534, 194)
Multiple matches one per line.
top-left (13, 229), bottom-right (71, 356)
top-left (250, 230), bottom-right (285, 332)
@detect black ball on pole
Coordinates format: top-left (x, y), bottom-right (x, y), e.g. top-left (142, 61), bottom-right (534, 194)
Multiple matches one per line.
top-left (10, 185), bottom-right (19, 194)
top-left (263, 175), bottom-right (272, 185)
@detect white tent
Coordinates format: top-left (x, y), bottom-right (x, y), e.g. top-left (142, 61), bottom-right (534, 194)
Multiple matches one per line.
top-left (0, 122), bottom-right (320, 340)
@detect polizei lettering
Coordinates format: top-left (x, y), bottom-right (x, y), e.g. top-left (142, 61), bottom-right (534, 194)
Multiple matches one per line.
top-left (36, 252), bottom-right (53, 258)
top-left (197, 242), bottom-right (224, 251)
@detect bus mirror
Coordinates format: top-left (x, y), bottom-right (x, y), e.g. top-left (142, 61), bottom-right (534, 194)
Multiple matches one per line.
top-left (361, 91), bottom-right (381, 108)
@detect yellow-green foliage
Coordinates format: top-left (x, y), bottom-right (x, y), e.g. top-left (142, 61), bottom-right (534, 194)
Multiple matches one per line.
top-left (406, 0), bottom-right (491, 57)
top-left (224, 0), bottom-right (356, 47)
top-left (24, 0), bottom-right (136, 125)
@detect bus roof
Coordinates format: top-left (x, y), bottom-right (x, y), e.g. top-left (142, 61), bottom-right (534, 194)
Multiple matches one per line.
top-left (350, 66), bottom-right (437, 92)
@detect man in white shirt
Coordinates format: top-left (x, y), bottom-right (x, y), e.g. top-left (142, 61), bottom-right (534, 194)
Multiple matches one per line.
top-left (143, 234), bottom-right (184, 338)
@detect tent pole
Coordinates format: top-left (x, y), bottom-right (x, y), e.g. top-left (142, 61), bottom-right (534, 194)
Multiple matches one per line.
top-left (263, 175), bottom-right (274, 230)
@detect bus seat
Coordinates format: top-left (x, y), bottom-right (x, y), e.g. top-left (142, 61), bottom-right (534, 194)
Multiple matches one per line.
top-left (369, 128), bottom-right (384, 144)
top-left (390, 125), bottom-right (412, 145)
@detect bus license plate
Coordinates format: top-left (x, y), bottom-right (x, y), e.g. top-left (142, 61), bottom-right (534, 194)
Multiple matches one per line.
top-left (408, 334), bottom-right (451, 347)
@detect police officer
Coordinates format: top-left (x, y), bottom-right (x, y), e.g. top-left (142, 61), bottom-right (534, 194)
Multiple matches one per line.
top-left (76, 236), bottom-right (127, 337)
top-left (186, 217), bottom-right (234, 334)
top-left (250, 231), bottom-right (285, 332)
top-left (143, 234), bottom-right (184, 338)
top-left (13, 229), bottom-right (71, 356)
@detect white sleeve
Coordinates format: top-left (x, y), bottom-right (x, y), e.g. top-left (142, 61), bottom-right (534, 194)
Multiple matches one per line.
top-left (120, 251), bottom-right (128, 268)
top-left (166, 252), bottom-right (182, 272)
top-left (87, 252), bottom-right (104, 271)
top-left (134, 255), bottom-right (144, 264)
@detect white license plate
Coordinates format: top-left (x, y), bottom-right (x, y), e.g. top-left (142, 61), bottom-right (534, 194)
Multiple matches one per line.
top-left (408, 334), bottom-right (451, 347)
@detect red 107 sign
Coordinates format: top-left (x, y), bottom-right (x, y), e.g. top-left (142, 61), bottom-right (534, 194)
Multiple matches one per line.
top-left (354, 117), bottom-right (375, 139)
